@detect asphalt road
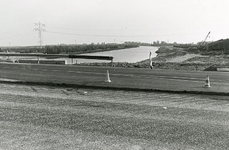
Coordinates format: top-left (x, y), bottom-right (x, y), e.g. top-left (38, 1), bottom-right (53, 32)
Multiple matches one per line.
top-left (0, 83), bottom-right (229, 149)
top-left (0, 63), bottom-right (229, 94)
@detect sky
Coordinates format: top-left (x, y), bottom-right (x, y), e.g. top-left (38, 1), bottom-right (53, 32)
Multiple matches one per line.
top-left (0, 0), bottom-right (229, 46)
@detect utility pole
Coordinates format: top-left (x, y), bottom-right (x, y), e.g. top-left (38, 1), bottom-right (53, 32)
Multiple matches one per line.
top-left (34, 22), bottom-right (46, 48)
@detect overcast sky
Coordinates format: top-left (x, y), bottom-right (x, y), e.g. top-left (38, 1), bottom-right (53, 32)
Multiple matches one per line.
top-left (0, 0), bottom-right (228, 46)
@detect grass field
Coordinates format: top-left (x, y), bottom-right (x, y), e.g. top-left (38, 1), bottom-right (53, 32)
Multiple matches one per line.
top-left (0, 83), bottom-right (229, 149)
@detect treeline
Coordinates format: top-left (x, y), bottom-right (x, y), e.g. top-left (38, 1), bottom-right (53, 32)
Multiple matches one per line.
top-left (3, 43), bottom-right (139, 54)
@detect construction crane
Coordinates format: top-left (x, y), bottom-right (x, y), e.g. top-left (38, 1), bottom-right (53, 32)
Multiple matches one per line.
top-left (187, 31), bottom-right (211, 52)
top-left (197, 31), bottom-right (211, 51)
top-left (200, 31), bottom-right (211, 46)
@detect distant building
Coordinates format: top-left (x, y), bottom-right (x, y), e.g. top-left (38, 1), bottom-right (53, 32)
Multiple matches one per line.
top-left (208, 39), bottom-right (229, 51)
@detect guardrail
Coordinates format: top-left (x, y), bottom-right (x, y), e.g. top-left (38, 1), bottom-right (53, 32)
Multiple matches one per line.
top-left (0, 53), bottom-right (114, 65)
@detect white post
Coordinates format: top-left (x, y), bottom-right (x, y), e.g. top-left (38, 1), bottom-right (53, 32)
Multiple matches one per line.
top-left (149, 52), bottom-right (153, 69)
top-left (105, 70), bottom-right (111, 83)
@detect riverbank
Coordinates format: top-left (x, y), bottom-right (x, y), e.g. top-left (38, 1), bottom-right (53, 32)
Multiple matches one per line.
top-left (146, 46), bottom-right (229, 71)
top-left (2, 45), bottom-right (229, 71)
top-left (76, 46), bottom-right (229, 71)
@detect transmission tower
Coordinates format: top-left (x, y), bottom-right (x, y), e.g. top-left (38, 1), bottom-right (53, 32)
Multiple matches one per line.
top-left (34, 22), bottom-right (46, 48)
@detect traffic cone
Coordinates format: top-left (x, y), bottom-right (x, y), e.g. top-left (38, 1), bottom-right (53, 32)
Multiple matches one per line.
top-left (204, 75), bottom-right (211, 87)
top-left (105, 70), bottom-right (111, 83)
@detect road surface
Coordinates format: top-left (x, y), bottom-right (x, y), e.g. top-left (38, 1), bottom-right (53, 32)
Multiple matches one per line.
top-left (0, 63), bottom-right (229, 94)
top-left (0, 83), bottom-right (229, 149)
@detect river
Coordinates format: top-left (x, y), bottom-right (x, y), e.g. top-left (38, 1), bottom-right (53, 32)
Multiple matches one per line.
top-left (83, 46), bottom-right (158, 63)
top-left (1, 46), bottom-right (158, 64)
top-left (53, 46), bottom-right (158, 64)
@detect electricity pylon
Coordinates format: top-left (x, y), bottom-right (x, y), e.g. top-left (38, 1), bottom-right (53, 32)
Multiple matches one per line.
top-left (34, 22), bottom-right (46, 48)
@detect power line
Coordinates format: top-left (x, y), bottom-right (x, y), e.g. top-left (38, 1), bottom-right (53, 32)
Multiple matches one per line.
top-left (46, 30), bottom-right (208, 38)
top-left (46, 31), bottom-right (153, 37)
top-left (45, 25), bottom-right (212, 32)
top-left (0, 31), bottom-right (34, 41)
top-left (34, 22), bottom-right (46, 48)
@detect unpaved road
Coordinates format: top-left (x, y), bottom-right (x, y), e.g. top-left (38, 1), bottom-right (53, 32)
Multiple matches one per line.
top-left (0, 83), bottom-right (229, 149)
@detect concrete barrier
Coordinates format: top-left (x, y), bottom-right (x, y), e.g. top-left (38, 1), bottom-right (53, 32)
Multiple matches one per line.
top-left (17, 60), bottom-right (38, 64)
top-left (17, 59), bottom-right (66, 65)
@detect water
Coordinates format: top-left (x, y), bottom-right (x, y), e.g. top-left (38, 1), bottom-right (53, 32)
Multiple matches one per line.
top-left (2, 46), bottom-right (159, 64)
top-left (75, 46), bottom-right (158, 64)
top-left (84, 46), bottom-right (158, 63)
top-left (53, 46), bottom-right (158, 64)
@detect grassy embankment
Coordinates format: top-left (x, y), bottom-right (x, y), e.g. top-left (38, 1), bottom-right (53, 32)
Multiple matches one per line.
top-left (79, 46), bottom-right (229, 71)
top-left (146, 46), bottom-right (229, 71)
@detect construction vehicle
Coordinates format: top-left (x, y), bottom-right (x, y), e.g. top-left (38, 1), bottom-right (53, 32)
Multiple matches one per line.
top-left (188, 31), bottom-right (211, 52)
top-left (199, 31), bottom-right (211, 50)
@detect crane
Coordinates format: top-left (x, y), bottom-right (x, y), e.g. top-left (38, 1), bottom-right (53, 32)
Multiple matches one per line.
top-left (200, 31), bottom-right (211, 46)
top-left (198, 31), bottom-right (211, 51)
top-left (188, 31), bottom-right (211, 52)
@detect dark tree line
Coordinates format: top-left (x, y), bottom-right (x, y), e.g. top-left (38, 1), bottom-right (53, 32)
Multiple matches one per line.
top-left (3, 43), bottom-right (139, 54)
